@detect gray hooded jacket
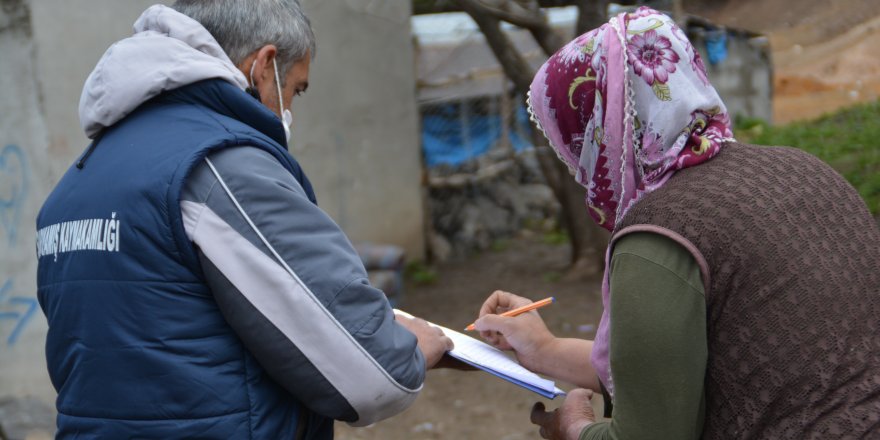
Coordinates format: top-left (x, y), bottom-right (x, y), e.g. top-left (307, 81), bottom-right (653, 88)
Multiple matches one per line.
top-left (78, 4), bottom-right (425, 428)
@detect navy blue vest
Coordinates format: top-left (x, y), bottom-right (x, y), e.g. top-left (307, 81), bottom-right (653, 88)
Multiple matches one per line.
top-left (36, 79), bottom-right (330, 439)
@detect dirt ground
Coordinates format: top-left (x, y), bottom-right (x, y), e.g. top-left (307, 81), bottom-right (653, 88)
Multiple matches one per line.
top-left (336, 233), bottom-right (604, 440)
top-left (690, 0), bottom-right (880, 123)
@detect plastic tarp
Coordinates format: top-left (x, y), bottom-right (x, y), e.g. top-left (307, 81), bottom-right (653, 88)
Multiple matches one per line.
top-left (705, 30), bottom-right (728, 65)
top-left (421, 103), bottom-right (533, 167)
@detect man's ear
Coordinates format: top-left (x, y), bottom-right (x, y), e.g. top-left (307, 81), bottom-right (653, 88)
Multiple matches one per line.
top-left (251, 45), bottom-right (278, 87)
top-left (239, 45), bottom-right (279, 112)
top-left (239, 45), bottom-right (277, 87)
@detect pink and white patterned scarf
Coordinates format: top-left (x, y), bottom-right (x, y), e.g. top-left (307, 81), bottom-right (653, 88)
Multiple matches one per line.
top-left (527, 7), bottom-right (734, 397)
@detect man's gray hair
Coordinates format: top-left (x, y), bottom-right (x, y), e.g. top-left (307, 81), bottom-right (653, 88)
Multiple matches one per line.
top-left (172, 0), bottom-right (315, 81)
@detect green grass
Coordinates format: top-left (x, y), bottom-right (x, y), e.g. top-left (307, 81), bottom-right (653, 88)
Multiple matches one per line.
top-left (490, 239), bottom-right (510, 252)
top-left (542, 229), bottom-right (570, 246)
top-left (542, 271), bottom-right (562, 283)
top-left (736, 100), bottom-right (880, 214)
top-left (405, 261), bottom-right (438, 285)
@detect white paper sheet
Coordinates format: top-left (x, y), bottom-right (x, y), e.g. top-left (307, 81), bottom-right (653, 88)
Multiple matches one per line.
top-left (394, 309), bottom-right (565, 398)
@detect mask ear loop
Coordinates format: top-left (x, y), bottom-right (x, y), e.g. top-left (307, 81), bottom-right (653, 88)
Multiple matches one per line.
top-left (245, 60), bottom-right (262, 101)
top-left (273, 58), bottom-right (294, 142)
top-left (272, 58), bottom-right (285, 114)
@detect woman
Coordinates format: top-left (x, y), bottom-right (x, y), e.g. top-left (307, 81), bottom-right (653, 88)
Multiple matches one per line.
top-left (473, 8), bottom-right (880, 440)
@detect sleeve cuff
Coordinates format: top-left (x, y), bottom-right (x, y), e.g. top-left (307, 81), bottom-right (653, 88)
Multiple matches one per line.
top-left (579, 421), bottom-right (610, 440)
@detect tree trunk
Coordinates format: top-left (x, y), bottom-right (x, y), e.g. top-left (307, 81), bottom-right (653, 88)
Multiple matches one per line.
top-left (456, 0), bottom-right (609, 277)
top-left (671, 0), bottom-right (686, 25)
top-left (547, 0), bottom-right (611, 279)
top-left (557, 162), bottom-right (608, 280)
top-left (458, 1), bottom-right (534, 95)
top-left (536, 0), bottom-right (610, 278)
top-left (574, 0), bottom-right (608, 35)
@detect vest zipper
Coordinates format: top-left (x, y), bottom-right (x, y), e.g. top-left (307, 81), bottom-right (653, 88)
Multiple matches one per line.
top-left (76, 131), bottom-right (105, 169)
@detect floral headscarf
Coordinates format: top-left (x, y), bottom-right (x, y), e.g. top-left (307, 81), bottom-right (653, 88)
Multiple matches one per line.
top-left (526, 7), bottom-right (734, 396)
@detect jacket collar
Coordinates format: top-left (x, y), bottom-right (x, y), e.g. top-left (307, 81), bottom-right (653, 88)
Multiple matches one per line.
top-left (163, 79), bottom-right (288, 149)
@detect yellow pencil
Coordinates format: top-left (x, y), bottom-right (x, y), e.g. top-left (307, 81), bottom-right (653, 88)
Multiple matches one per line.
top-left (464, 297), bottom-right (555, 331)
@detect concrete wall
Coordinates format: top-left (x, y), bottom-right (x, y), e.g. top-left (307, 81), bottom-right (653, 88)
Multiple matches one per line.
top-left (0, 0), bottom-right (167, 413)
top-left (30, 0), bottom-right (159, 183)
top-left (1, 0), bottom-right (424, 432)
top-left (0, 0), bottom-right (56, 407)
top-left (295, 0), bottom-right (425, 258)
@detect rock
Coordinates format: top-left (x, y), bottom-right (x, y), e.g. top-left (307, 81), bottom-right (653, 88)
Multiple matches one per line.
top-left (456, 204), bottom-right (491, 251)
top-left (429, 231), bottom-right (453, 262)
top-left (474, 196), bottom-right (512, 237)
top-left (487, 181), bottom-right (530, 219)
top-left (518, 184), bottom-right (558, 216)
top-left (411, 422), bottom-right (435, 433)
top-left (427, 152), bottom-right (561, 257)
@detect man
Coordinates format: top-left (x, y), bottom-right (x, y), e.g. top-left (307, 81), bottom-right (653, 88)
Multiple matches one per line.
top-left (35, 1), bottom-right (451, 438)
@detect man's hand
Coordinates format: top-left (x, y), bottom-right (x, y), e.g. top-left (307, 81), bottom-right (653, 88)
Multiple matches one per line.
top-left (530, 389), bottom-right (596, 440)
top-left (473, 290), bottom-right (556, 372)
top-left (395, 314), bottom-right (453, 369)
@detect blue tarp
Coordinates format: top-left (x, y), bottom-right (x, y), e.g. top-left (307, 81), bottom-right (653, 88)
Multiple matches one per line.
top-left (421, 103), bottom-right (533, 167)
top-left (705, 30), bottom-right (728, 65)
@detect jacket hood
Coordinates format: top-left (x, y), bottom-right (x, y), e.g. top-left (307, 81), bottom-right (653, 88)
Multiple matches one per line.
top-left (79, 4), bottom-right (249, 139)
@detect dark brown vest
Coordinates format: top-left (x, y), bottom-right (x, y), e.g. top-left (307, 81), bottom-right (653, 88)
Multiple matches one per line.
top-left (614, 143), bottom-right (880, 439)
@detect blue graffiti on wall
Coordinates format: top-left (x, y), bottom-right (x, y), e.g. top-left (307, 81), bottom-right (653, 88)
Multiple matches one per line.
top-left (0, 144), bottom-right (29, 245)
top-left (0, 279), bottom-right (38, 346)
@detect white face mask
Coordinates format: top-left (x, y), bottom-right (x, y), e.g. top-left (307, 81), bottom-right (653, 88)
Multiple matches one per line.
top-left (250, 59), bottom-right (293, 143)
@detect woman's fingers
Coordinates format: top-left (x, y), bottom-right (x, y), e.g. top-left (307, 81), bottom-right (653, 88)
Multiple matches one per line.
top-left (478, 290), bottom-right (533, 318)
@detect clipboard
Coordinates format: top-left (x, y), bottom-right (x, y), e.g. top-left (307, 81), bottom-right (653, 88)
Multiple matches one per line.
top-left (395, 309), bottom-right (565, 399)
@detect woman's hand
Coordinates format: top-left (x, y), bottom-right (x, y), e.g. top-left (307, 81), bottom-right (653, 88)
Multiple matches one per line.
top-left (473, 290), bottom-right (556, 372)
top-left (530, 388), bottom-right (596, 440)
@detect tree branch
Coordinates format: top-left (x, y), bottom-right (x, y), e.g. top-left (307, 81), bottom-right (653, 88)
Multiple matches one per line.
top-left (460, 0), bottom-right (565, 57)
top-left (414, 0), bottom-right (639, 15)
top-left (453, 0), bottom-right (610, 269)
top-left (526, 21), bottom-right (565, 55)
top-left (456, 0), bottom-right (535, 94)
top-left (573, 0), bottom-right (608, 35)
top-left (463, 0), bottom-right (547, 29)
